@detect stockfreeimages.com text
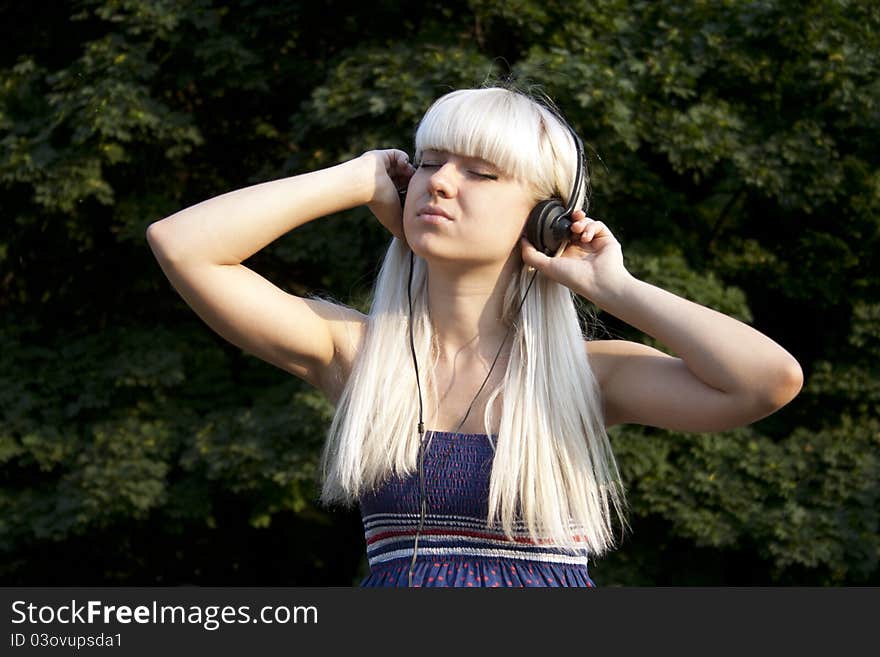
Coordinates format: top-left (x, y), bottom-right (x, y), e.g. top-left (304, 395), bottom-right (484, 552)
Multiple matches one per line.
top-left (11, 599), bottom-right (317, 631)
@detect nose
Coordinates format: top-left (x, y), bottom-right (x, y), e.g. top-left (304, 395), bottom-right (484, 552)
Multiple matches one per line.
top-left (427, 162), bottom-right (457, 198)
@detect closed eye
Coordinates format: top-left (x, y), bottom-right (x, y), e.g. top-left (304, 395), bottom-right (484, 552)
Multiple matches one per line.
top-left (417, 163), bottom-right (497, 180)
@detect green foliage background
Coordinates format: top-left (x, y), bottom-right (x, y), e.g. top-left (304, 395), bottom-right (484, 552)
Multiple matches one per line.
top-left (1, 0), bottom-right (877, 585)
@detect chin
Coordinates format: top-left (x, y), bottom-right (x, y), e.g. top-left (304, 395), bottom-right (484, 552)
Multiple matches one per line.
top-left (408, 240), bottom-right (460, 263)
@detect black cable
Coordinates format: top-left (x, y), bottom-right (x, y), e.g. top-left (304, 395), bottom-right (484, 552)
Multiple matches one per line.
top-left (406, 247), bottom-right (539, 586)
top-left (407, 248), bottom-right (425, 438)
top-left (402, 96), bottom-right (583, 586)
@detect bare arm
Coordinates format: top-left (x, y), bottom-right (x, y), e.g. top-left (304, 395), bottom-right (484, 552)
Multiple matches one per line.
top-left (593, 275), bottom-right (803, 402)
top-left (586, 276), bottom-right (803, 432)
top-left (523, 212), bottom-right (803, 431)
top-left (146, 152), bottom-right (410, 265)
top-left (145, 149), bottom-right (414, 398)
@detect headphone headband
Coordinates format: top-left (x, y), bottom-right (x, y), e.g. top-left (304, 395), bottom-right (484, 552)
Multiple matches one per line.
top-left (521, 91), bottom-right (587, 256)
top-left (531, 94), bottom-right (585, 216)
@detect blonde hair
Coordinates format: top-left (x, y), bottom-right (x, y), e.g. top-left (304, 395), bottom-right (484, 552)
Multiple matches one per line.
top-left (414, 87), bottom-right (587, 216)
top-left (319, 86), bottom-right (629, 556)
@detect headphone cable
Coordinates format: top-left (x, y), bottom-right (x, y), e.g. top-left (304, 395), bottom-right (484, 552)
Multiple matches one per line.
top-left (402, 97), bottom-right (583, 586)
top-left (406, 248), bottom-right (538, 586)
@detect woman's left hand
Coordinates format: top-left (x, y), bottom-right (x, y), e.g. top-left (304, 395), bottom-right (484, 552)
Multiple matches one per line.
top-left (520, 210), bottom-right (633, 305)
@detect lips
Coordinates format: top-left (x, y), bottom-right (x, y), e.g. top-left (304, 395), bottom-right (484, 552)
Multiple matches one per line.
top-left (417, 205), bottom-right (453, 221)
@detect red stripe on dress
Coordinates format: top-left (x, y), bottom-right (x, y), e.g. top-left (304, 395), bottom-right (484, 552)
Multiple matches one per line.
top-left (366, 527), bottom-right (589, 546)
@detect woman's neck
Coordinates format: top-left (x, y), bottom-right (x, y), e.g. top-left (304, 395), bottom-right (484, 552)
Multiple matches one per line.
top-left (425, 255), bottom-right (519, 361)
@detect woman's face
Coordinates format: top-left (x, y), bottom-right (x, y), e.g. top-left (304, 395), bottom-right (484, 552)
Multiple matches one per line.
top-left (402, 149), bottom-right (536, 266)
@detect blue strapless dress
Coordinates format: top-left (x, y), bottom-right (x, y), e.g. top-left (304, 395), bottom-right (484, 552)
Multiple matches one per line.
top-left (358, 430), bottom-right (597, 587)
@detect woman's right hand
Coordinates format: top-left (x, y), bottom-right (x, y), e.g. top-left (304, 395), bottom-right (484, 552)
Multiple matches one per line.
top-left (358, 149), bottom-right (415, 243)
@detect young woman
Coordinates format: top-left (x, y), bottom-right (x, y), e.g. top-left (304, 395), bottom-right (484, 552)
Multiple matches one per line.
top-left (147, 85), bottom-right (804, 587)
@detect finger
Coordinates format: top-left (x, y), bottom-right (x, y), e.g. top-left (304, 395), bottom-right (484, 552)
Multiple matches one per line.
top-left (393, 152), bottom-right (408, 171)
top-left (388, 150), bottom-right (410, 173)
top-left (571, 212), bottom-right (596, 229)
top-left (520, 236), bottom-right (549, 270)
top-left (581, 221), bottom-right (607, 242)
top-left (571, 219), bottom-right (591, 234)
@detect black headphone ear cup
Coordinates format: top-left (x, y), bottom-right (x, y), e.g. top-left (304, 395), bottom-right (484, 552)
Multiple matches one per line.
top-left (525, 199), bottom-right (573, 256)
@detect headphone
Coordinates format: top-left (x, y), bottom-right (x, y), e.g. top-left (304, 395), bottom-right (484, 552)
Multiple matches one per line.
top-left (524, 102), bottom-right (587, 256)
top-left (401, 95), bottom-right (586, 586)
top-left (400, 99), bottom-right (586, 256)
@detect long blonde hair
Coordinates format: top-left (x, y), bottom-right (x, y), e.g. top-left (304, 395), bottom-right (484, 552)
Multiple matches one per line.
top-left (319, 86), bottom-right (629, 556)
